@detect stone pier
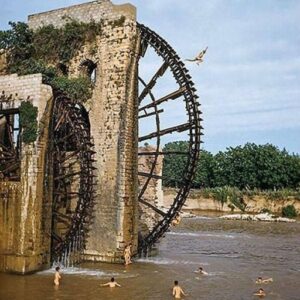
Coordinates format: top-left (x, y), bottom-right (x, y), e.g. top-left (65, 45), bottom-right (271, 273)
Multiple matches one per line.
top-left (0, 74), bottom-right (53, 273)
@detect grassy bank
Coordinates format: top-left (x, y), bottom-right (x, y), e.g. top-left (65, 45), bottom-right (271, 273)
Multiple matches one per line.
top-left (164, 187), bottom-right (300, 217)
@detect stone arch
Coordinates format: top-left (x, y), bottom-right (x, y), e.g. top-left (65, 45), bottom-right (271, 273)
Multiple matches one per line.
top-left (79, 59), bottom-right (98, 84)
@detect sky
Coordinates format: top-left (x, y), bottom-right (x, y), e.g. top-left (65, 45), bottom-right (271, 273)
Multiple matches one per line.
top-left (0, 0), bottom-right (300, 154)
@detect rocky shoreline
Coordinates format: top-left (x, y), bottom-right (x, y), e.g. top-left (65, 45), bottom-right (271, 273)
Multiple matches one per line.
top-left (219, 212), bottom-right (296, 223)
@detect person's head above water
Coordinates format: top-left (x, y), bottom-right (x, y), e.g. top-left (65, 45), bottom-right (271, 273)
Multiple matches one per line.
top-left (55, 267), bottom-right (60, 272)
top-left (174, 280), bottom-right (178, 286)
top-left (199, 267), bottom-right (203, 270)
top-left (111, 277), bottom-right (115, 282)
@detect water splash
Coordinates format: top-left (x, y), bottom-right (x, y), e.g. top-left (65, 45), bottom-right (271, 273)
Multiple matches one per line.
top-left (38, 267), bottom-right (139, 279)
top-left (167, 232), bottom-right (236, 239)
top-left (137, 257), bottom-right (209, 265)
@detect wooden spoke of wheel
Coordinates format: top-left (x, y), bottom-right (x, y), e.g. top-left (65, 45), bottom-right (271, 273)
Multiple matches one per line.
top-left (139, 86), bottom-right (187, 112)
top-left (138, 62), bottom-right (169, 104)
top-left (138, 151), bottom-right (189, 156)
top-left (139, 198), bottom-right (166, 216)
top-left (139, 122), bottom-right (193, 142)
top-left (138, 109), bottom-right (164, 119)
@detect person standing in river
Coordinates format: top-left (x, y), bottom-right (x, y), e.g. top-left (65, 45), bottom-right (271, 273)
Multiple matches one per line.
top-left (54, 266), bottom-right (61, 286)
top-left (124, 243), bottom-right (132, 265)
top-left (172, 280), bottom-right (187, 299)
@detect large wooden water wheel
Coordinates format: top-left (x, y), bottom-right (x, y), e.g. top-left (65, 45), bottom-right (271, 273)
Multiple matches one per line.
top-left (51, 91), bottom-right (96, 263)
top-left (137, 24), bottom-right (202, 254)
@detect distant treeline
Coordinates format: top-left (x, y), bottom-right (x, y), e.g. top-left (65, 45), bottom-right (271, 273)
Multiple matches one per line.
top-left (162, 142), bottom-right (300, 190)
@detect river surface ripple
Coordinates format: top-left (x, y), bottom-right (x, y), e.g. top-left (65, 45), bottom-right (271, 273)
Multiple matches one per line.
top-left (1, 215), bottom-right (299, 300)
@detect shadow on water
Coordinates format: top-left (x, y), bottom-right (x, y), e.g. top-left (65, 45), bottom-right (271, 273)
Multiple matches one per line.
top-left (1, 215), bottom-right (299, 300)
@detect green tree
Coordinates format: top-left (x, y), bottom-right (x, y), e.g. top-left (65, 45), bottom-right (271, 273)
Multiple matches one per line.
top-left (214, 143), bottom-right (300, 189)
top-left (0, 22), bottom-right (34, 74)
top-left (194, 150), bottom-right (216, 188)
top-left (162, 141), bottom-right (188, 187)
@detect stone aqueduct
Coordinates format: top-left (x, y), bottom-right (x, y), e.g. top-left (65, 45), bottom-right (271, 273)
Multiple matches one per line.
top-left (0, 0), bottom-right (202, 274)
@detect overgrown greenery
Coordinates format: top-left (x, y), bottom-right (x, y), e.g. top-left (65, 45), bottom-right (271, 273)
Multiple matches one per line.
top-left (108, 16), bottom-right (126, 28)
top-left (189, 187), bottom-right (246, 211)
top-left (32, 21), bottom-right (102, 64)
top-left (162, 142), bottom-right (300, 190)
top-left (0, 20), bottom-right (103, 101)
top-left (163, 141), bottom-right (188, 187)
top-left (51, 76), bottom-right (92, 102)
top-left (19, 101), bottom-right (38, 143)
top-left (282, 205), bottom-right (297, 218)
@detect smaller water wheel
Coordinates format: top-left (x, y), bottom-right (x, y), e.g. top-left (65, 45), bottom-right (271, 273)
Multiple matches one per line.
top-left (51, 91), bottom-right (96, 263)
top-left (0, 94), bottom-right (20, 181)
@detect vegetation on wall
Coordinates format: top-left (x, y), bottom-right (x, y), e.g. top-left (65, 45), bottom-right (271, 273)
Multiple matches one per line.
top-left (187, 187), bottom-right (300, 212)
top-left (108, 16), bottom-right (126, 28)
top-left (162, 141), bottom-right (300, 191)
top-left (19, 101), bottom-right (38, 144)
top-left (188, 186), bottom-right (247, 211)
top-left (0, 20), bottom-right (102, 101)
top-left (32, 21), bottom-right (102, 64)
top-left (51, 76), bottom-right (92, 102)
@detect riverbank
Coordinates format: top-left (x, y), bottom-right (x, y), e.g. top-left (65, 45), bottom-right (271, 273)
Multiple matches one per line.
top-left (163, 188), bottom-right (300, 215)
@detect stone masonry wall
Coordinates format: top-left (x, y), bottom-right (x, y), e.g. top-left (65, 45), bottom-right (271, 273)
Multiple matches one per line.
top-left (28, 1), bottom-right (139, 262)
top-left (81, 19), bottom-right (139, 262)
top-left (0, 50), bottom-right (7, 75)
top-left (0, 74), bottom-right (53, 273)
top-left (138, 146), bottom-right (164, 236)
top-left (28, 0), bottom-right (136, 29)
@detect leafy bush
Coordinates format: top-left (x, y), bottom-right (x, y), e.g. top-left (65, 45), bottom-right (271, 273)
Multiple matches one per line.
top-left (211, 187), bottom-right (228, 205)
top-left (282, 205), bottom-right (297, 218)
top-left (210, 186), bottom-right (246, 211)
top-left (33, 21), bottom-right (102, 63)
top-left (19, 101), bottom-right (38, 143)
top-left (51, 76), bottom-right (92, 102)
top-left (0, 22), bottom-right (33, 70)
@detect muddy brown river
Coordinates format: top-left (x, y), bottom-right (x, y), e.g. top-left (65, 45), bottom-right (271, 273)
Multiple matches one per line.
top-left (1, 213), bottom-right (299, 300)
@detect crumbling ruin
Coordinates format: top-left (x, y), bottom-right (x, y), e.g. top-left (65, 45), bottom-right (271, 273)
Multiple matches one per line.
top-left (0, 0), bottom-right (202, 274)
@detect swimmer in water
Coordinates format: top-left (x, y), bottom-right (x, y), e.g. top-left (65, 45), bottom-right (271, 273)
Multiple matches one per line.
top-left (100, 277), bottom-right (121, 288)
top-left (172, 280), bottom-right (187, 299)
top-left (256, 277), bottom-right (273, 284)
top-left (254, 288), bottom-right (266, 297)
top-left (194, 267), bottom-right (208, 275)
top-left (124, 243), bottom-right (132, 265)
top-left (54, 266), bottom-right (61, 286)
